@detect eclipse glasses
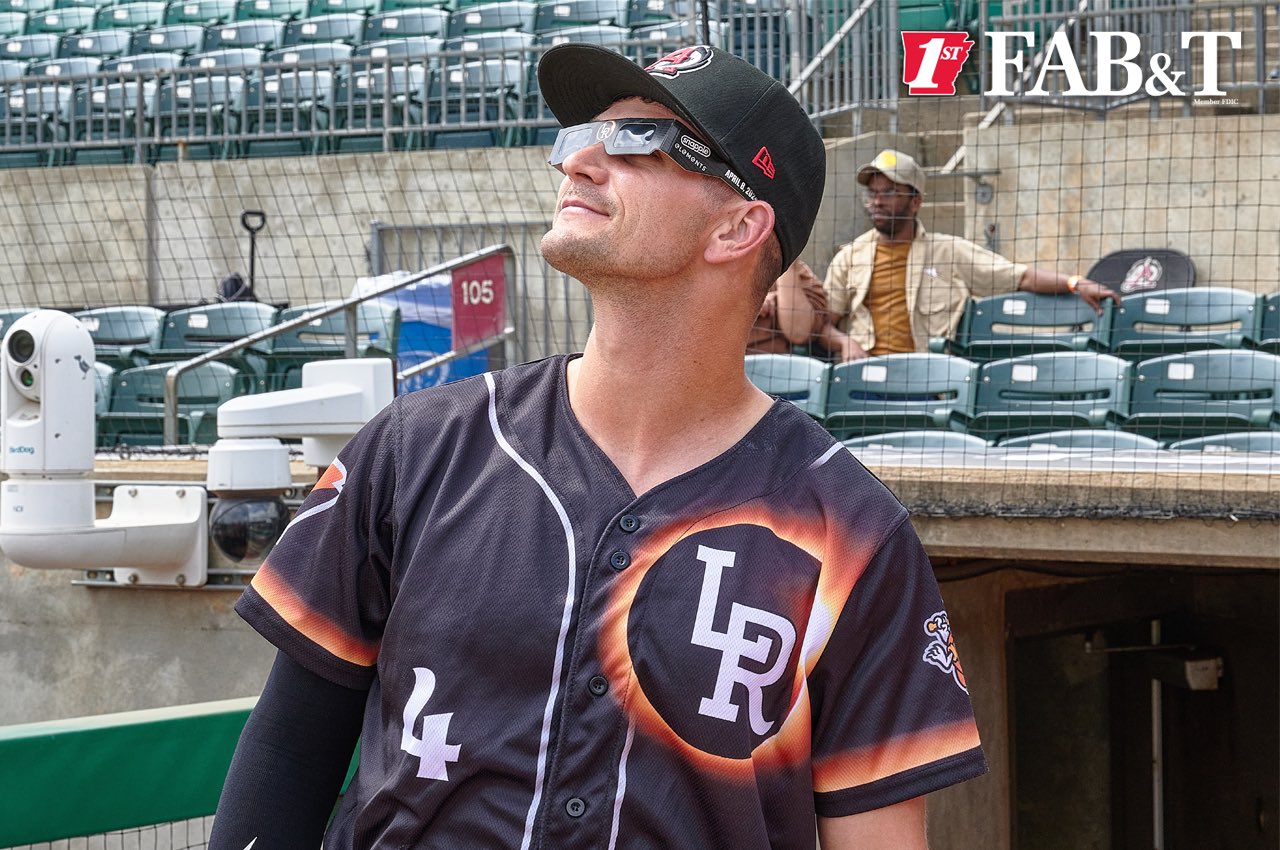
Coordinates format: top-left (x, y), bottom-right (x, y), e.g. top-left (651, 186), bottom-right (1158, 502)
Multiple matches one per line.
top-left (548, 119), bottom-right (758, 203)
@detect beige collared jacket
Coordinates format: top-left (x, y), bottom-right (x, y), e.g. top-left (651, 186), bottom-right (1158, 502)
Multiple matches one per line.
top-left (822, 223), bottom-right (1028, 352)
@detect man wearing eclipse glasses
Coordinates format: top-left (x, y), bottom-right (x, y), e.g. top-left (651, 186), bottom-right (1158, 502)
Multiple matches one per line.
top-left (210, 44), bottom-right (985, 850)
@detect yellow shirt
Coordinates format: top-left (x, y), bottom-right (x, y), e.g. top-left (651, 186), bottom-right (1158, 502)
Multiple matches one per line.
top-left (866, 241), bottom-right (914, 356)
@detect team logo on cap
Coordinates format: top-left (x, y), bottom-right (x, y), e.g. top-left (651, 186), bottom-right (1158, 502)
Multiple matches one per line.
top-left (647, 45), bottom-right (713, 77)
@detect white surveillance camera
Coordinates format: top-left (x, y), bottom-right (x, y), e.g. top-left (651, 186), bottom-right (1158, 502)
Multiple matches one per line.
top-left (0, 310), bottom-right (207, 586)
top-left (206, 437), bottom-right (291, 569)
top-left (1, 310), bottom-right (96, 476)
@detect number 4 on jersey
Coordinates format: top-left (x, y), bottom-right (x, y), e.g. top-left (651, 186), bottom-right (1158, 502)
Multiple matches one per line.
top-left (401, 667), bottom-right (462, 780)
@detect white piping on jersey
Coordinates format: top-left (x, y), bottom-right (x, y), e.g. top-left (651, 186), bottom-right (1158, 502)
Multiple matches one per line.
top-left (240, 839), bottom-right (257, 850)
top-left (606, 719), bottom-right (636, 850)
top-left (272, 457), bottom-right (347, 549)
top-left (808, 442), bottom-right (844, 470)
top-left (484, 372), bottom-right (578, 850)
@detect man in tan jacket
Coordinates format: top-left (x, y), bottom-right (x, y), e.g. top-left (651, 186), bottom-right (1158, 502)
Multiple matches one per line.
top-left (819, 149), bottom-right (1119, 361)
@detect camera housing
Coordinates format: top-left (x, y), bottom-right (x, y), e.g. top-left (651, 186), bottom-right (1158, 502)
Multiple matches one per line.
top-left (0, 310), bottom-right (207, 586)
top-left (1, 310), bottom-right (96, 476)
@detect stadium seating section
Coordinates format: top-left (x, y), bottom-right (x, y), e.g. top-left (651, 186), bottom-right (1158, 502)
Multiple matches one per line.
top-left (742, 287), bottom-right (1280, 454)
top-left (0, 286), bottom-right (1272, 450)
top-left (0, 0), bottom-right (866, 162)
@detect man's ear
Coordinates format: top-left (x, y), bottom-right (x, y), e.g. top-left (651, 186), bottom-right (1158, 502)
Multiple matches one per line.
top-left (705, 201), bottom-right (775, 267)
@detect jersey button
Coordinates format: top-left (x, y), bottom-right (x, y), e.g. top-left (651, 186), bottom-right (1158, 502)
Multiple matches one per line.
top-left (588, 675), bottom-right (609, 696)
top-left (565, 797), bottom-right (587, 818)
top-left (619, 514), bottom-right (640, 533)
top-left (609, 550), bottom-right (630, 570)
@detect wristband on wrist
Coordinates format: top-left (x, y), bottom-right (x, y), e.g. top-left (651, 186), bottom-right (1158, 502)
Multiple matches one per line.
top-left (1067, 274), bottom-right (1083, 293)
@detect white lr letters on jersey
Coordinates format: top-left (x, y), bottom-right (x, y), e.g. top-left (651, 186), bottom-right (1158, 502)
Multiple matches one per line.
top-left (401, 667), bottom-right (462, 780)
top-left (691, 545), bottom-right (797, 735)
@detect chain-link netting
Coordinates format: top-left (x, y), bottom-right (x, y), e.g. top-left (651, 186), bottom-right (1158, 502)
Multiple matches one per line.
top-left (0, 0), bottom-right (1271, 525)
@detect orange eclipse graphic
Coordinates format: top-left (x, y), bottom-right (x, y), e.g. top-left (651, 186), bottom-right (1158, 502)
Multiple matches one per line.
top-left (598, 502), bottom-right (882, 782)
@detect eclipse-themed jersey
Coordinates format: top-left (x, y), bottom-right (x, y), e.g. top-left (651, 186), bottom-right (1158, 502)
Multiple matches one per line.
top-left (235, 353), bottom-right (986, 850)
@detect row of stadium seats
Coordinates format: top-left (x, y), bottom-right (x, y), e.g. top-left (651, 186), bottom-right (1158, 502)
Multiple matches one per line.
top-left (938, 288), bottom-right (1280, 363)
top-left (745, 349), bottom-right (1280, 446)
top-left (0, 0), bottom-right (731, 62)
top-left (841, 428), bottom-right (1280, 453)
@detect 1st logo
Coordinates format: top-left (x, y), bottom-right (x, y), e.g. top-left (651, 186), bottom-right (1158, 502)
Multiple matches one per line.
top-left (902, 31), bottom-right (975, 95)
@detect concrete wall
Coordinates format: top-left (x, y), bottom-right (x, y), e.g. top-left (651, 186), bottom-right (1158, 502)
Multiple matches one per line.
top-left (965, 114), bottom-right (1280, 292)
top-left (2, 112), bottom-right (1272, 322)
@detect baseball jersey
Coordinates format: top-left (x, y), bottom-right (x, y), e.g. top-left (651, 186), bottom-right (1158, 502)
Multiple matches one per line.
top-left (235, 354), bottom-right (986, 850)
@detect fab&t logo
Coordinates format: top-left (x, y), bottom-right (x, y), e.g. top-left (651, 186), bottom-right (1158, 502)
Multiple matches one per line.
top-left (901, 30), bottom-right (1242, 99)
top-left (902, 31), bottom-right (975, 95)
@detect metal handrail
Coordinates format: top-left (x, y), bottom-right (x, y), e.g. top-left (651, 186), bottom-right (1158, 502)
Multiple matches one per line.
top-left (396, 325), bottom-right (514, 383)
top-left (787, 0), bottom-right (879, 98)
top-left (162, 242), bottom-right (515, 445)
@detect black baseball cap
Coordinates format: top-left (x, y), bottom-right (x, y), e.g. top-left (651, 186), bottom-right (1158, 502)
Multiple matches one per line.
top-left (537, 43), bottom-right (826, 271)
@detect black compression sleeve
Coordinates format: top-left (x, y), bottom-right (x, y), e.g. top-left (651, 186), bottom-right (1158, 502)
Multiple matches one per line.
top-left (208, 651), bottom-right (368, 850)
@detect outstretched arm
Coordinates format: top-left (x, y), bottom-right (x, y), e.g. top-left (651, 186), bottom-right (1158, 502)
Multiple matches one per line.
top-left (1017, 266), bottom-right (1120, 314)
top-left (208, 652), bottom-right (368, 850)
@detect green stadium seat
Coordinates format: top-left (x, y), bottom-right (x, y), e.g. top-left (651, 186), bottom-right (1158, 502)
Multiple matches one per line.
top-left (182, 45), bottom-right (263, 68)
top-left (629, 20), bottom-right (723, 60)
top-left (897, 0), bottom-right (954, 31)
top-left (128, 23), bottom-right (205, 53)
top-left (97, 360), bottom-right (241, 447)
top-left (306, 0), bottom-right (376, 17)
top-left (233, 0), bottom-right (304, 20)
top-left (0, 0), bottom-right (54, 15)
top-left (56, 79), bottom-right (151, 164)
top-left (163, 0), bottom-right (235, 25)
top-left (997, 429), bottom-right (1159, 450)
top-left (362, 7), bottom-right (447, 41)
top-left (1109, 287), bottom-right (1263, 361)
top-left (266, 40), bottom-right (351, 64)
top-left (533, 0), bottom-right (628, 32)
top-left (322, 63), bottom-right (424, 151)
top-left (825, 353), bottom-right (976, 439)
top-left (93, 1), bottom-right (165, 30)
top-left (59, 28), bottom-right (134, 57)
top-left (1261, 293), bottom-right (1280, 354)
top-left (0, 57), bottom-right (26, 79)
top-left (282, 12), bottom-right (364, 46)
top-left (267, 300), bottom-right (400, 389)
top-left (446, 0), bottom-right (535, 36)
top-left (533, 22), bottom-right (627, 46)
top-left (24, 5), bottom-right (96, 34)
top-left (93, 361), bottom-right (115, 416)
top-left (74, 305), bottom-right (164, 368)
top-left (0, 32), bottom-right (60, 61)
top-left (1167, 431), bottom-right (1280, 453)
top-left (145, 74), bottom-right (244, 160)
top-left (378, 0), bottom-right (448, 12)
top-left (146, 302), bottom-right (278, 389)
top-left (230, 67), bottom-right (331, 156)
top-left (843, 430), bottom-right (990, 451)
top-left (353, 34), bottom-right (441, 65)
top-left (0, 83), bottom-right (67, 167)
top-left (203, 18), bottom-right (284, 50)
top-left (101, 48), bottom-right (181, 69)
top-left (744, 353), bottom-right (829, 419)
top-left (440, 29), bottom-right (530, 56)
top-left (625, 0), bottom-right (715, 26)
top-left (1123, 350), bottom-right (1280, 442)
top-left (425, 57), bottom-right (521, 148)
top-left (947, 292), bottom-right (1112, 362)
top-left (955, 352), bottom-right (1131, 442)
top-left (26, 56), bottom-right (100, 78)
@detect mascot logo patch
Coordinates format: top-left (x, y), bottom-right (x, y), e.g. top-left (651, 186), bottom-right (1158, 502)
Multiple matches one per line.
top-left (922, 611), bottom-right (968, 693)
top-left (647, 45), bottom-right (714, 77)
top-left (1121, 256), bottom-right (1164, 293)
